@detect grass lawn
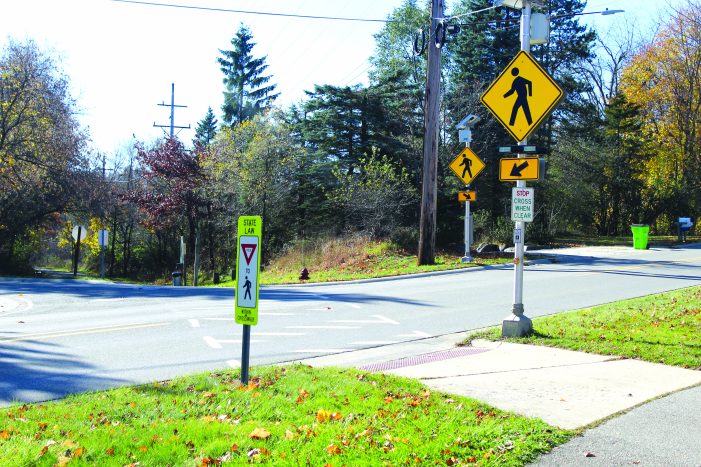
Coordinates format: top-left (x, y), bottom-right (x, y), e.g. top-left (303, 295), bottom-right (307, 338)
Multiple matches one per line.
top-left (554, 234), bottom-right (699, 248)
top-left (466, 285), bottom-right (701, 369)
top-left (0, 366), bottom-right (570, 466)
top-left (209, 238), bottom-right (515, 286)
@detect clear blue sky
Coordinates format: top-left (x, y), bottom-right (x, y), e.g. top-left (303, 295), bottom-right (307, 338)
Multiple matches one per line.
top-left (0, 0), bottom-right (682, 155)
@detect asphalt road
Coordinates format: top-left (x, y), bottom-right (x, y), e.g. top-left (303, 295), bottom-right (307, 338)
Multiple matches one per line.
top-left (1, 243), bottom-right (700, 406)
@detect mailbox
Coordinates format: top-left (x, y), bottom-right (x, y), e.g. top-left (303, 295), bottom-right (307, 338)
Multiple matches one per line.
top-left (677, 217), bottom-right (693, 241)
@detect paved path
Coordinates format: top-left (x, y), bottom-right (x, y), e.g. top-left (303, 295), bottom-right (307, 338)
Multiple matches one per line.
top-left (300, 334), bottom-right (701, 466)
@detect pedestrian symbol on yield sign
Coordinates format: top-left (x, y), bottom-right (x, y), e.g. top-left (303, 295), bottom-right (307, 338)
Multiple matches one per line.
top-left (504, 67), bottom-right (532, 127)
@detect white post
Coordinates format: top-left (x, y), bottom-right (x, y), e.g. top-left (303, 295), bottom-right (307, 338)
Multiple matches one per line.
top-left (462, 131), bottom-right (474, 263)
top-left (502, 0), bottom-right (533, 337)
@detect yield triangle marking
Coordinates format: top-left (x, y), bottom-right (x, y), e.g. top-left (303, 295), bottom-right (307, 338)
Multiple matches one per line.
top-left (241, 244), bottom-right (257, 265)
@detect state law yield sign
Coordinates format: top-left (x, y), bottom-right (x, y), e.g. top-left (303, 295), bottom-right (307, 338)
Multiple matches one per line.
top-left (449, 147), bottom-right (486, 185)
top-left (235, 215), bottom-right (262, 326)
top-left (481, 50), bottom-right (564, 143)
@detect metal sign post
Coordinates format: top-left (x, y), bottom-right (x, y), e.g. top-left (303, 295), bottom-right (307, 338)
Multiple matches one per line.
top-left (463, 184), bottom-right (473, 262)
top-left (98, 229), bottom-right (109, 279)
top-left (71, 225), bottom-right (87, 277)
top-left (235, 215), bottom-right (262, 385)
top-left (451, 123), bottom-right (484, 263)
top-left (505, 1), bottom-right (534, 337)
top-left (483, 1), bottom-right (562, 336)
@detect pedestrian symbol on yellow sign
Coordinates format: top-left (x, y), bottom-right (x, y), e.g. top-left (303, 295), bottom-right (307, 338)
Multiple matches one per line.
top-left (459, 152), bottom-right (473, 179)
top-left (480, 50), bottom-right (564, 143)
top-left (449, 147), bottom-right (486, 186)
top-left (504, 67), bottom-right (532, 126)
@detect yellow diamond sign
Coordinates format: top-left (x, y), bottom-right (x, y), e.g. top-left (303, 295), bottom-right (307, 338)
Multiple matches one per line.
top-left (449, 147), bottom-right (486, 185)
top-left (481, 50), bottom-right (564, 143)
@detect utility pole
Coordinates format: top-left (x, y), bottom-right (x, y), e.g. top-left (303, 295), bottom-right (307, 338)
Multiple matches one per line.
top-left (154, 83), bottom-right (190, 138)
top-left (417, 0), bottom-right (445, 265)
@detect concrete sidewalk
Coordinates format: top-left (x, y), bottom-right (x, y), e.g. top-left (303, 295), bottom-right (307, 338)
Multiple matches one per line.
top-left (299, 334), bottom-right (701, 465)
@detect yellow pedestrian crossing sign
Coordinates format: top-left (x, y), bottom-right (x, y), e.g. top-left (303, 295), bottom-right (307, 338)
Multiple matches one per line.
top-left (481, 50), bottom-right (564, 143)
top-left (449, 147), bottom-right (486, 185)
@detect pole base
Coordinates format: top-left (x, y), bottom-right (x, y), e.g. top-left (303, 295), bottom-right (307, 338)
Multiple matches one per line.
top-left (461, 256), bottom-right (473, 263)
top-left (501, 313), bottom-right (533, 337)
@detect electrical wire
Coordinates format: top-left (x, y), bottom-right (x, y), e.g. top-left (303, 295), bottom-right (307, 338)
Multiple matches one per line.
top-left (110, 0), bottom-right (398, 22)
top-left (443, 4), bottom-right (499, 21)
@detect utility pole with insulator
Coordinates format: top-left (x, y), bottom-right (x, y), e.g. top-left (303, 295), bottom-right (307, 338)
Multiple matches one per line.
top-left (154, 83), bottom-right (190, 138)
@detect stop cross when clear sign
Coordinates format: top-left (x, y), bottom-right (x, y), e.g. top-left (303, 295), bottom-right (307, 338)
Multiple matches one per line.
top-left (511, 187), bottom-right (534, 223)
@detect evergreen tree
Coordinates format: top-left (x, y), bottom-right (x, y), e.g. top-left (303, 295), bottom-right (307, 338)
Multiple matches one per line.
top-left (218, 24), bottom-right (279, 126)
top-left (194, 107), bottom-right (218, 147)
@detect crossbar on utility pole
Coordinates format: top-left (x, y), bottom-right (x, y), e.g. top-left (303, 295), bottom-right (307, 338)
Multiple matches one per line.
top-left (154, 83), bottom-right (190, 138)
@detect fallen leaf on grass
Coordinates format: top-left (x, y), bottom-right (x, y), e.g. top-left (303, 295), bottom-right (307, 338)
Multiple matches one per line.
top-left (74, 447), bottom-right (86, 458)
top-left (316, 409), bottom-right (342, 423)
top-left (326, 444), bottom-right (342, 455)
top-left (62, 439), bottom-right (78, 448)
top-left (249, 427), bottom-right (271, 440)
top-left (106, 447), bottom-right (115, 456)
top-left (0, 431), bottom-right (10, 440)
top-left (56, 455), bottom-right (71, 466)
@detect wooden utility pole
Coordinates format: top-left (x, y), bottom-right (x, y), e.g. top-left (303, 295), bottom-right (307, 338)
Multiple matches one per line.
top-left (417, 0), bottom-right (445, 265)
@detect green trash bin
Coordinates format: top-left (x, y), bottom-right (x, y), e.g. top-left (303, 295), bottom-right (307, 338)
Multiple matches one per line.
top-left (631, 224), bottom-right (649, 249)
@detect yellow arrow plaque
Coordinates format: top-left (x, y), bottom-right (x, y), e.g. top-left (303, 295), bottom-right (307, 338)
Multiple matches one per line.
top-left (458, 191), bottom-right (477, 202)
top-left (499, 157), bottom-right (540, 182)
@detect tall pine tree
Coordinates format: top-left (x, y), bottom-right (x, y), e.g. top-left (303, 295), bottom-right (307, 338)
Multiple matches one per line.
top-left (194, 107), bottom-right (218, 147)
top-left (218, 24), bottom-right (279, 126)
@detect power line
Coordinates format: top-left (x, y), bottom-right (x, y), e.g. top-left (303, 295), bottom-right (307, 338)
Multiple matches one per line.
top-left (110, 0), bottom-right (397, 22)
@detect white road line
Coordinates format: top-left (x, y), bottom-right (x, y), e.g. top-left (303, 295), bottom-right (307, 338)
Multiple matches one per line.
top-left (188, 319), bottom-right (201, 328)
top-left (350, 341), bottom-right (398, 345)
top-left (287, 325), bottom-right (360, 330)
top-left (397, 330), bottom-right (431, 338)
top-left (331, 314), bottom-right (399, 325)
top-left (260, 312), bottom-right (297, 316)
top-left (203, 336), bottom-right (223, 349)
top-left (203, 336), bottom-right (265, 348)
top-left (290, 348), bottom-right (351, 353)
top-left (90, 298), bottom-right (125, 302)
top-left (226, 360), bottom-right (240, 368)
top-left (349, 304), bottom-right (362, 309)
top-left (254, 332), bottom-right (306, 336)
top-left (17, 296), bottom-right (33, 312)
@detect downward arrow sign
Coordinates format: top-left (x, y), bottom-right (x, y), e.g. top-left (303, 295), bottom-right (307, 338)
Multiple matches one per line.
top-left (510, 161), bottom-right (529, 177)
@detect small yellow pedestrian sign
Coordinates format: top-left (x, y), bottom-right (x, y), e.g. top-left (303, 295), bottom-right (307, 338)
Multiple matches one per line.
top-left (481, 50), bottom-right (564, 143)
top-left (499, 157), bottom-right (540, 182)
top-left (449, 147), bottom-right (486, 185)
top-left (235, 215), bottom-right (262, 326)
